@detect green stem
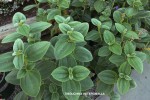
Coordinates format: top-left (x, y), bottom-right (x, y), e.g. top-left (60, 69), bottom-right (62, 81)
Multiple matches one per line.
top-left (98, 26), bottom-right (102, 41)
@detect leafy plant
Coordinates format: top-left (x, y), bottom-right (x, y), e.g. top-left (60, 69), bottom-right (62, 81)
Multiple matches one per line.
top-left (0, 0), bottom-right (150, 100)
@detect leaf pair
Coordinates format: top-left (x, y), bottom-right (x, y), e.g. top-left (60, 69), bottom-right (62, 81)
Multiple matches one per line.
top-left (51, 65), bottom-right (90, 82)
top-left (124, 41), bottom-right (144, 73)
top-left (115, 23), bottom-right (139, 39)
top-left (103, 30), bottom-right (122, 55)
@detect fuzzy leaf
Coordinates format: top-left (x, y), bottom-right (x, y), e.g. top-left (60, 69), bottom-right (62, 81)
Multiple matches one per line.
top-left (117, 78), bottom-right (130, 94)
top-left (51, 66), bottom-right (69, 82)
top-left (127, 56), bottom-right (143, 73)
top-left (98, 70), bottom-right (118, 84)
top-left (72, 65), bottom-right (90, 81)
top-left (25, 41), bottom-right (50, 62)
top-left (62, 80), bottom-right (81, 100)
top-left (20, 70), bottom-right (41, 97)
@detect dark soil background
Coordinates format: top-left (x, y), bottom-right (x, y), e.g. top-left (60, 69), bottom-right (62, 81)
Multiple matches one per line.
top-left (0, 0), bottom-right (36, 26)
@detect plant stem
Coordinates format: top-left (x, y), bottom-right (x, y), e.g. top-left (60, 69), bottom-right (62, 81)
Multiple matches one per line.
top-left (98, 26), bottom-right (102, 41)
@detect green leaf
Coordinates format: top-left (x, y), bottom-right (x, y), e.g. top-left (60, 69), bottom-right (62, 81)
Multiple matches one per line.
top-left (47, 9), bottom-right (61, 21)
top-left (103, 30), bottom-right (115, 45)
top-left (134, 11), bottom-right (150, 19)
top-left (96, 81), bottom-right (114, 94)
top-left (13, 54), bottom-right (24, 69)
top-left (54, 36), bottom-right (75, 59)
top-left (14, 91), bottom-right (28, 100)
top-left (80, 76), bottom-right (94, 91)
top-left (13, 39), bottom-right (24, 52)
top-left (98, 70), bottom-right (118, 84)
top-left (32, 85), bottom-right (45, 100)
top-left (69, 31), bottom-right (84, 42)
top-left (25, 41), bottom-right (50, 62)
top-left (36, 60), bottom-right (56, 79)
top-left (129, 79), bottom-right (137, 89)
top-left (51, 93), bottom-right (59, 100)
top-left (119, 62), bottom-right (131, 75)
top-left (59, 23), bottom-right (72, 34)
top-left (37, 0), bottom-right (48, 3)
top-left (73, 23), bottom-right (89, 36)
top-left (91, 18), bottom-right (101, 26)
top-left (94, 0), bottom-right (106, 13)
top-left (30, 22), bottom-right (51, 33)
top-left (59, 0), bottom-right (70, 8)
top-left (0, 52), bottom-right (14, 72)
top-left (2, 32), bottom-right (23, 43)
top-left (117, 78), bottom-right (130, 94)
top-left (17, 69), bottom-right (27, 79)
top-left (73, 46), bottom-right (93, 62)
top-left (49, 83), bottom-right (58, 93)
top-left (20, 70), bottom-right (41, 97)
top-left (127, 56), bottom-right (143, 73)
top-left (124, 41), bottom-right (135, 55)
top-left (85, 30), bottom-right (99, 41)
top-left (59, 55), bottom-right (77, 67)
top-left (125, 31), bottom-right (139, 39)
top-left (109, 54), bottom-right (126, 66)
top-left (135, 51), bottom-right (146, 61)
top-left (13, 12), bottom-right (26, 26)
top-left (115, 23), bottom-right (126, 33)
top-left (72, 65), bottom-right (90, 81)
top-left (109, 43), bottom-right (122, 55)
top-left (113, 11), bottom-right (122, 23)
top-left (110, 92), bottom-right (120, 100)
top-left (62, 80), bottom-right (81, 100)
top-left (98, 46), bottom-right (111, 57)
top-left (51, 66), bottom-right (69, 82)
top-left (23, 4), bottom-right (37, 11)
top-left (5, 70), bottom-right (20, 85)
top-left (17, 24), bottom-right (30, 37)
top-left (54, 15), bottom-right (65, 23)
top-left (125, 8), bottom-right (138, 17)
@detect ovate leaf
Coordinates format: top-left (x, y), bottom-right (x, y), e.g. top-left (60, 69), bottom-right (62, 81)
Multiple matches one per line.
top-left (74, 23), bottom-right (89, 36)
top-left (20, 70), bottom-right (41, 97)
top-left (0, 52), bottom-right (14, 72)
top-left (14, 91), bottom-right (28, 100)
top-left (94, 0), bottom-right (106, 13)
top-left (47, 9), bottom-right (61, 21)
top-left (62, 80), bottom-right (81, 100)
top-left (25, 41), bottom-right (50, 62)
top-left (109, 43), bottom-right (122, 55)
top-left (98, 70), bottom-right (118, 84)
top-left (103, 30), bottom-right (115, 45)
top-left (127, 56), bottom-right (143, 73)
top-left (98, 46), bottom-right (111, 57)
top-left (117, 78), bottom-right (130, 94)
top-left (30, 22), bottom-right (51, 33)
top-left (69, 31), bottom-right (84, 42)
top-left (72, 65), bottom-right (90, 81)
top-left (54, 36), bottom-right (75, 59)
top-left (13, 12), bottom-right (26, 26)
top-left (5, 70), bottom-right (20, 85)
top-left (2, 32), bottom-right (23, 43)
top-left (109, 54), bottom-right (125, 66)
top-left (124, 41), bottom-right (135, 55)
top-left (119, 62), bottom-right (131, 75)
top-left (80, 77), bottom-right (94, 91)
top-left (51, 66), bottom-right (69, 82)
top-left (23, 4), bottom-right (37, 11)
top-left (73, 46), bottom-right (93, 62)
top-left (17, 24), bottom-right (30, 37)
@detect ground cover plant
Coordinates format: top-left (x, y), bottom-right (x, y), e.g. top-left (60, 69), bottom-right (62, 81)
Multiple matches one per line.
top-left (0, 0), bottom-right (150, 100)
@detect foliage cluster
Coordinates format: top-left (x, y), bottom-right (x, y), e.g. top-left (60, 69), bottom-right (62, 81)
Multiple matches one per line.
top-left (0, 0), bottom-right (150, 100)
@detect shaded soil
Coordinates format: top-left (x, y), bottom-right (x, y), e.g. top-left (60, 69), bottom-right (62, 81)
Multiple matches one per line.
top-left (0, 0), bottom-right (36, 26)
